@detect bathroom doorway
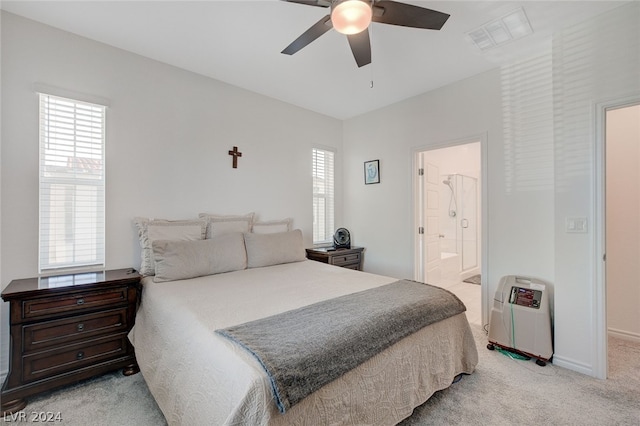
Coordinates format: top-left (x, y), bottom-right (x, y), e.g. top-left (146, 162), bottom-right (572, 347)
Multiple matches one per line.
top-left (414, 139), bottom-right (483, 325)
top-left (598, 101), bottom-right (640, 378)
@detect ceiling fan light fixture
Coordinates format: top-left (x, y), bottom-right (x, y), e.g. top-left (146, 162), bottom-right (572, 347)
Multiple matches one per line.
top-left (331, 0), bottom-right (372, 35)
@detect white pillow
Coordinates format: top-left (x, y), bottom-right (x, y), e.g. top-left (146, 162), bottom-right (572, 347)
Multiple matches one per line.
top-left (152, 233), bottom-right (247, 282)
top-left (199, 212), bottom-right (254, 238)
top-left (244, 229), bottom-right (306, 268)
top-left (252, 218), bottom-right (292, 234)
top-left (134, 217), bottom-right (207, 276)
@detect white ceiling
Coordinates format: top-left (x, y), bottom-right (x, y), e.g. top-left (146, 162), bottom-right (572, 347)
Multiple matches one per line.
top-left (1, 1), bottom-right (628, 119)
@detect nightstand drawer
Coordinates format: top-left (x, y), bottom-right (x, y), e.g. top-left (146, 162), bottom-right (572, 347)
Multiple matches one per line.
top-left (23, 308), bottom-right (129, 352)
top-left (306, 247), bottom-right (364, 271)
top-left (340, 263), bottom-right (361, 270)
top-left (22, 334), bottom-right (129, 383)
top-left (22, 287), bottom-right (128, 321)
top-left (331, 253), bottom-right (361, 266)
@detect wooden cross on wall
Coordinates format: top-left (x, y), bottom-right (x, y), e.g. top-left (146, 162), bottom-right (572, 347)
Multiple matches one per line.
top-left (228, 146), bottom-right (242, 169)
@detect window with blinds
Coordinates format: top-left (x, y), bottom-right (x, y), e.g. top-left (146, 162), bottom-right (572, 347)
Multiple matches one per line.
top-left (39, 93), bottom-right (106, 273)
top-left (312, 148), bottom-right (335, 244)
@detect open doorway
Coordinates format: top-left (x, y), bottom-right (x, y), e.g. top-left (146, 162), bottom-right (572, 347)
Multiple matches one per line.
top-left (595, 97), bottom-right (640, 379)
top-left (603, 102), bottom-right (640, 377)
top-left (414, 140), bottom-right (482, 326)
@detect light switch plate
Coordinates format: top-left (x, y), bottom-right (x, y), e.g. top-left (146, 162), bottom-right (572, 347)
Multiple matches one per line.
top-left (566, 217), bottom-right (588, 233)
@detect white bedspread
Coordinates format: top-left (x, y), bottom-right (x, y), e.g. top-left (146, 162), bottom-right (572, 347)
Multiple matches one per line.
top-left (129, 260), bottom-right (478, 425)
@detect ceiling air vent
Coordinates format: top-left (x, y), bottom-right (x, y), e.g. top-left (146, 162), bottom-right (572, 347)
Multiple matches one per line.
top-left (467, 7), bottom-right (533, 51)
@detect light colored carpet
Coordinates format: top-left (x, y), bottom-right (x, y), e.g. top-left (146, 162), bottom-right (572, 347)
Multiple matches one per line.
top-left (17, 326), bottom-right (640, 425)
top-left (399, 328), bottom-right (640, 425)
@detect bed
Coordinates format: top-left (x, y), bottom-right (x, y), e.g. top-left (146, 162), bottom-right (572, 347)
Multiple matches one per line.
top-left (128, 220), bottom-right (478, 425)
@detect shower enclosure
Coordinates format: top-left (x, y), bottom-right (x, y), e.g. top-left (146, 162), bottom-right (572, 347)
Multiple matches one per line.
top-left (440, 173), bottom-right (479, 278)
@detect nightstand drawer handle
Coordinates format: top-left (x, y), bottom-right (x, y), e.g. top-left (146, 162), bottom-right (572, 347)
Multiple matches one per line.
top-left (77, 323), bottom-right (85, 332)
top-left (76, 351), bottom-right (84, 360)
top-left (76, 298), bottom-right (85, 305)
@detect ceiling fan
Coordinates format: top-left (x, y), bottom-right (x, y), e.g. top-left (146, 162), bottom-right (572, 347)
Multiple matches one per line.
top-left (281, 0), bottom-right (450, 68)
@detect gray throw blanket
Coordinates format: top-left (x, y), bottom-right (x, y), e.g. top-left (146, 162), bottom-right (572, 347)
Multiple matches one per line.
top-left (215, 280), bottom-right (466, 413)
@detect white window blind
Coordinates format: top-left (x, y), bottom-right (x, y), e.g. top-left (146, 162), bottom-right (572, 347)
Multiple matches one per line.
top-left (39, 93), bottom-right (106, 273)
top-left (312, 148), bottom-right (335, 244)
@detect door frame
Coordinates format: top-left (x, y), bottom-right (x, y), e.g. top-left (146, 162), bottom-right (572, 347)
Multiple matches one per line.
top-left (594, 95), bottom-right (640, 379)
top-left (412, 132), bottom-right (489, 324)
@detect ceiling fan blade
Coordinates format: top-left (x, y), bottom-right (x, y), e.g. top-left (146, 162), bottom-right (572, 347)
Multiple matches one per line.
top-left (347, 29), bottom-right (371, 68)
top-left (281, 0), bottom-right (330, 8)
top-left (372, 1), bottom-right (450, 30)
top-left (282, 15), bottom-right (333, 55)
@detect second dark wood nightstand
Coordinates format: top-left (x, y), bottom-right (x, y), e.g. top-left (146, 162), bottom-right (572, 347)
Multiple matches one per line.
top-left (306, 247), bottom-right (364, 270)
top-left (1, 268), bottom-right (141, 414)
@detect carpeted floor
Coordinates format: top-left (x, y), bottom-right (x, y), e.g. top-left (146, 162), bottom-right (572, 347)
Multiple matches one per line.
top-left (14, 326), bottom-right (640, 425)
top-left (399, 329), bottom-right (640, 425)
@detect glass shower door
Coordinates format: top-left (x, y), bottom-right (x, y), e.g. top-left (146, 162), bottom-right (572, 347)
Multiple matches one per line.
top-left (460, 175), bottom-right (478, 271)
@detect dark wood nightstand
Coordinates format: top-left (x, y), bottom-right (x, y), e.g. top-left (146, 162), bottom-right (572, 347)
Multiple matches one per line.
top-left (306, 247), bottom-right (364, 270)
top-left (1, 268), bottom-right (141, 414)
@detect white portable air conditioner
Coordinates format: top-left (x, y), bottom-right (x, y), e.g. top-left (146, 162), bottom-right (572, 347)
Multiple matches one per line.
top-left (487, 275), bottom-right (553, 366)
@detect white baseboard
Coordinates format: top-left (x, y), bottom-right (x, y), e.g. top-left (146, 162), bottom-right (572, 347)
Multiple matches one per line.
top-left (552, 355), bottom-right (594, 377)
top-left (608, 327), bottom-right (640, 343)
top-left (553, 330), bottom-right (639, 378)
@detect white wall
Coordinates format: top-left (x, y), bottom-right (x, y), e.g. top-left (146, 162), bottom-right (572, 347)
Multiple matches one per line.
top-left (0, 12), bottom-right (342, 374)
top-left (429, 143), bottom-right (481, 179)
top-left (551, 2), bottom-right (639, 375)
top-left (344, 2), bottom-right (639, 376)
top-left (606, 104), bottom-right (640, 341)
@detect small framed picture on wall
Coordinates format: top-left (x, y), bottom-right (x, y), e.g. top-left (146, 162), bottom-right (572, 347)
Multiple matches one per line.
top-left (364, 159), bottom-right (380, 185)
